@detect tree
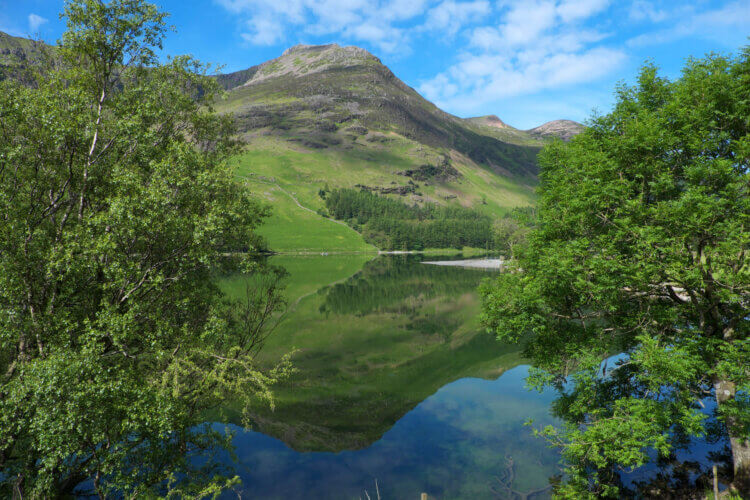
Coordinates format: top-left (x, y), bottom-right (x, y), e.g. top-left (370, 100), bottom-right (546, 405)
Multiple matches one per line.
top-left (481, 50), bottom-right (750, 497)
top-left (0, 0), bottom-right (289, 497)
top-left (492, 216), bottom-right (530, 257)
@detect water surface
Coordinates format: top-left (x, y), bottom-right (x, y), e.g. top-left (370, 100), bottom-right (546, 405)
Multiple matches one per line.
top-left (217, 255), bottom-right (559, 499)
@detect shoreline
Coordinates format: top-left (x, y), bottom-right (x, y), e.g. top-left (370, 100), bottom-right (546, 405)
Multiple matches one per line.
top-left (263, 248), bottom-right (498, 257)
top-left (422, 258), bottom-right (504, 270)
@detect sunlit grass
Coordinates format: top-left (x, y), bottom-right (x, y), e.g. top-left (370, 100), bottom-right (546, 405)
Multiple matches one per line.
top-left (233, 136), bottom-right (536, 252)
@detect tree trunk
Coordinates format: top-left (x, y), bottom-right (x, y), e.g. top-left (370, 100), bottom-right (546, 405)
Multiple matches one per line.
top-left (714, 378), bottom-right (750, 493)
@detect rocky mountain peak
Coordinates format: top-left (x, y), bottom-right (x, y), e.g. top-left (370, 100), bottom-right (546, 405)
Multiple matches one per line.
top-left (482, 115), bottom-right (511, 129)
top-left (282, 43), bottom-right (338, 56)
top-left (527, 119), bottom-right (584, 141)
top-left (244, 43), bottom-right (382, 86)
top-left (464, 114), bottom-right (516, 132)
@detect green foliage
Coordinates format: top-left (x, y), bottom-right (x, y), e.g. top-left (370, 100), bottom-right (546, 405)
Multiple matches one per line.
top-left (492, 207), bottom-right (536, 256)
top-left (481, 49), bottom-right (750, 496)
top-left (325, 188), bottom-right (494, 250)
top-left (0, 1), bottom-right (290, 497)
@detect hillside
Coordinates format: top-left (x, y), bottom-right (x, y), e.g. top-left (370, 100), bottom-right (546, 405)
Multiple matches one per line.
top-left (216, 43), bottom-right (585, 251)
top-left (0, 31), bottom-right (56, 83)
top-left (217, 44), bottom-right (542, 176)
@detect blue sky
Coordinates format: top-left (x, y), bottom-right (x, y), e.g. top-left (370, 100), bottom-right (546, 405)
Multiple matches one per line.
top-left (1, 0), bottom-right (748, 129)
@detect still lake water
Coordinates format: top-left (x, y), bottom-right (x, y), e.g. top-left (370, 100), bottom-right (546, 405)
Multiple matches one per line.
top-left (217, 255), bottom-right (560, 499)
top-left (212, 254), bottom-right (731, 499)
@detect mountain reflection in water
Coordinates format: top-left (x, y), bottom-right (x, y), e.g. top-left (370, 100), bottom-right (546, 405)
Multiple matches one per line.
top-left (215, 255), bottom-right (559, 499)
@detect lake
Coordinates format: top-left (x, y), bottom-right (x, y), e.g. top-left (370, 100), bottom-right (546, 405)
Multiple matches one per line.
top-left (215, 254), bottom-right (560, 499)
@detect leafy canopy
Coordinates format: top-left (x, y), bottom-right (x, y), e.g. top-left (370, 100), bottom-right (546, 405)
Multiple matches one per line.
top-left (0, 0), bottom-right (289, 497)
top-left (481, 49), bottom-right (750, 498)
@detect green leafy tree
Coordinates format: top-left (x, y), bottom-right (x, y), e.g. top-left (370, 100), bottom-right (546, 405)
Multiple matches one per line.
top-left (492, 215), bottom-right (531, 257)
top-left (0, 0), bottom-right (289, 497)
top-left (481, 50), bottom-right (750, 497)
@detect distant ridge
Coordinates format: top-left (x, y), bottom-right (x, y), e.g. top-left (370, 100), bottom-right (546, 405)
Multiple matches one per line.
top-left (464, 115), bottom-right (584, 143)
top-left (527, 119), bottom-right (584, 142)
top-left (466, 115), bottom-right (512, 130)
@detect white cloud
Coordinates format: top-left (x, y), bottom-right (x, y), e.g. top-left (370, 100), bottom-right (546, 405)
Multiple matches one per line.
top-left (627, 1), bottom-right (750, 48)
top-left (557, 0), bottom-right (609, 23)
top-left (498, 0), bottom-right (558, 47)
top-left (342, 21), bottom-right (408, 53)
top-left (470, 0), bottom-right (610, 50)
top-left (241, 16), bottom-right (286, 45)
top-left (215, 0), bottom-right (494, 52)
top-left (422, 1), bottom-right (491, 36)
top-left (214, 0), bottom-right (615, 55)
top-left (384, 0), bottom-right (430, 22)
top-left (28, 13), bottom-right (48, 33)
top-left (628, 1), bottom-right (669, 23)
top-left (420, 0), bottom-right (624, 114)
top-left (426, 46), bottom-right (624, 101)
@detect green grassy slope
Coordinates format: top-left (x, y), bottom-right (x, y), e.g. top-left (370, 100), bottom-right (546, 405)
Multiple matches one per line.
top-left (234, 135), bottom-right (536, 214)
top-left (232, 135), bottom-right (537, 251)
top-left (237, 168), bottom-right (375, 253)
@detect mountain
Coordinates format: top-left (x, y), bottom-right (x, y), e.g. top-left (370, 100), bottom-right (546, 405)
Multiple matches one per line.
top-left (527, 119), bottom-right (585, 141)
top-left (466, 114), bottom-right (512, 129)
top-left (0, 31), bottom-right (56, 83)
top-left (464, 114), bottom-right (560, 146)
top-left (215, 43), bottom-right (543, 176)
top-left (466, 114), bottom-right (584, 143)
top-left (212, 43), bottom-right (581, 250)
top-left (0, 31), bottom-right (47, 65)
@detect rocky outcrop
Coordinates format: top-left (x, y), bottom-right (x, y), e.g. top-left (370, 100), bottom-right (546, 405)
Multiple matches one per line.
top-left (397, 155), bottom-right (460, 182)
